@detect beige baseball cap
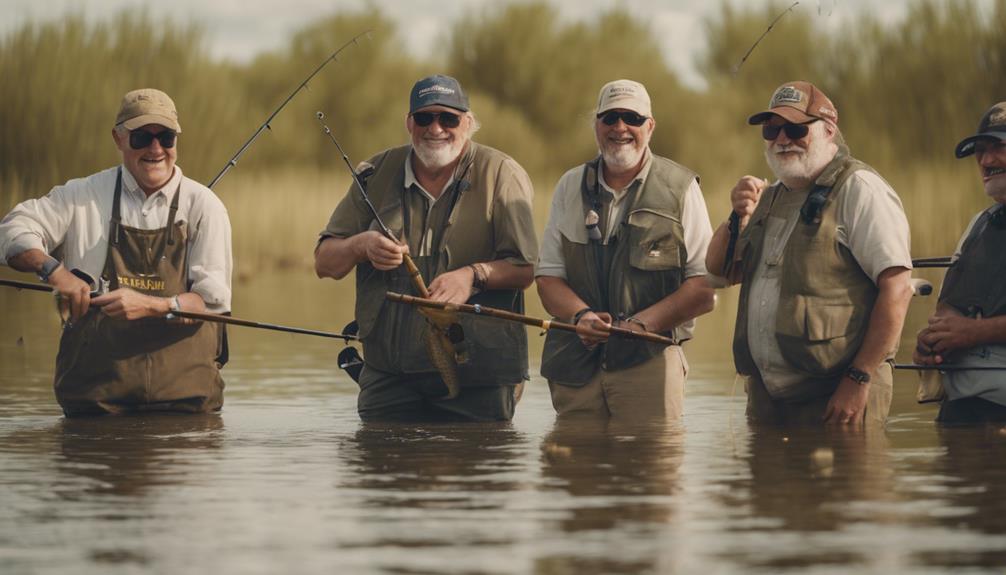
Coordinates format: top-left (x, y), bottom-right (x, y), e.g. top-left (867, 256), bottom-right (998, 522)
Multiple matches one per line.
top-left (748, 81), bottom-right (838, 126)
top-left (596, 79), bottom-right (652, 118)
top-left (114, 88), bottom-right (181, 132)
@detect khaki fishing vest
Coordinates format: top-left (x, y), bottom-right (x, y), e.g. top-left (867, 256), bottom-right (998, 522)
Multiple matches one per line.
top-left (54, 168), bottom-right (225, 415)
top-left (541, 155), bottom-right (695, 385)
top-left (940, 206), bottom-right (1006, 318)
top-left (351, 143), bottom-right (529, 386)
top-left (732, 148), bottom-right (881, 378)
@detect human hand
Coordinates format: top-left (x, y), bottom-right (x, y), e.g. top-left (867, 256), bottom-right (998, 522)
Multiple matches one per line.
top-left (428, 267), bottom-right (474, 304)
top-left (361, 231), bottom-right (409, 270)
top-left (576, 311), bottom-right (612, 347)
top-left (730, 176), bottom-right (768, 224)
top-left (823, 377), bottom-right (870, 425)
top-left (921, 314), bottom-right (979, 356)
top-left (913, 326), bottom-right (943, 365)
top-left (49, 266), bottom-right (91, 322)
top-left (91, 288), bottom-right (168, 320)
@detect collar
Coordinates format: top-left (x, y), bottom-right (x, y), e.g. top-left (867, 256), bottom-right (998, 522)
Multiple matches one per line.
top-left (599, 148), bottom-right (652, 198)
top-left (120, 165), bottom-right (182, 201)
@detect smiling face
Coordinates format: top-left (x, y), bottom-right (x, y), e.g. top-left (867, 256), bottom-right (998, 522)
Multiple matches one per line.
top-left (594, 109), bottom-right (654, 174)
top-left (975, 139), bottom-right (1006, 203)
top-left (407, 105), bottom-right (471, 171)
top-left (762, 115), bottom-right (838, 189)
top-left (113, 123), bottom-right (176, 195)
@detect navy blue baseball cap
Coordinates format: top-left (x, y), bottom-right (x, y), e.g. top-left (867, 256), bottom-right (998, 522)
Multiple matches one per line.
top-left (409, 75), bottom-right (469, 114)
top-left (956, 102), bottom-right (1006, 158)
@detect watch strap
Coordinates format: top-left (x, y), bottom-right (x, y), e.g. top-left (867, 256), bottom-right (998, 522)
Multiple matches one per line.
top-left (37, 256), bottom-right (62, 282)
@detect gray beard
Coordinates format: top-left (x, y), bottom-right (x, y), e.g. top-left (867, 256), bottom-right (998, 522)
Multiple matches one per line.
top-left (601, 145), bottom-right (644, 172)
top-left (414, 140), bottom-right (462, 170)
top-left (765, 139), bottom-right (835, 186)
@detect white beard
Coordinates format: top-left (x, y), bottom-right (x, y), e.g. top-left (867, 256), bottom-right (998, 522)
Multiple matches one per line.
top-left (414, 138), bottom-right (464, 170)
top-left (601, 143), bottom-right (645, 172)
top-left (764, 131), bottom-right (836, 186)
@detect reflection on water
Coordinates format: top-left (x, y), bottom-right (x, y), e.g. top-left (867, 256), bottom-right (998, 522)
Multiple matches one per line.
top-left (3, 272), bottom-right (1006, 573)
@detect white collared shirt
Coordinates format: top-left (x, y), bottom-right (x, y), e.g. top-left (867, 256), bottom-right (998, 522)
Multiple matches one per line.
top-left (0, 165), bottom-right (232, 312)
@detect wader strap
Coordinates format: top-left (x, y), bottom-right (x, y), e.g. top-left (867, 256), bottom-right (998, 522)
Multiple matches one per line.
top-left (166, 179), bottom-right (182, 246)
top-left (110, 168), bottom-right (123, 246)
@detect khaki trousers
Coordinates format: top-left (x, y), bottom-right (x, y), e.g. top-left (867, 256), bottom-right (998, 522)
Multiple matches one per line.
top-left (548, 346), bottom-right (688, 419)
top-left (744, 362), bottom-right (894, 426)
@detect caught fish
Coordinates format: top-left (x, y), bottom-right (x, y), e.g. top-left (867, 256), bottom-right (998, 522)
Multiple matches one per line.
top-left (418, 306), bottom-right (466, 399)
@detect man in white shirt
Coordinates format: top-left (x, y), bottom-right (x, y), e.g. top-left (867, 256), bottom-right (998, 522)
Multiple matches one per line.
top-left (705, 81), bottom-right (913, 426)
top-left (0, 88), bottom-right (233, 416)
top-left (535, 79), bottom-right (715, 419)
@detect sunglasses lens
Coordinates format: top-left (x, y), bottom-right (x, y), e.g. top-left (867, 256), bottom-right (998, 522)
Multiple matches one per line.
top-left (784, 124), bottom-right (810, 139)
top-left (601, 111), bottom-right (647, 126)
top-left (762, 125), bottom-right (782, 140)
top-left (413, 112), bottom-right (435, 127)
top-left (438, 112), bottom-right (460, 129)
top-left (128, 130), bottom-right (176, 149)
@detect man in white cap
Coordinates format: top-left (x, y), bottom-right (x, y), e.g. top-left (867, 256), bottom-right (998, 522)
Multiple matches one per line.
top-left (535, 79), bottom-right (715, 419)
top-left (0, 88), bottom-right (232, 416)
top-left (914, 101), bottom-right (1006, 424)
top-left (705, 81), bottom-right (913, 426)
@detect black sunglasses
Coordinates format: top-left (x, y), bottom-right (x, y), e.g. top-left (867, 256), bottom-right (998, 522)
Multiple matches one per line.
top-left (129, 129), bottom-right (177, 150)
top-left (412, 111), bottom-right (461, 129)
top-left (598, 110), bottom-right (648, 127)
top-left (761, 120), bottom-right (818, 141)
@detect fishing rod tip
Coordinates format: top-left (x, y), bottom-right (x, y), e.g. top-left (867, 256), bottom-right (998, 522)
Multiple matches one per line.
top-left (316, 111), bottom-right (324, 119)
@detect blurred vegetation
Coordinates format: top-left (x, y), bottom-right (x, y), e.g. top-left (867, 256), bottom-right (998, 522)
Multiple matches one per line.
top-left (1, 0), bottom-right (1004, 269)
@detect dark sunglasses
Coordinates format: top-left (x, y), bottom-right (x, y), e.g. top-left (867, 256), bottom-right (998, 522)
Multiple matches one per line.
top-left (761, 120), bottom-right (818, 141)
top-left (598, 110), bottom-right (648, 127)
top-left (411, 111), bottom-right (461, 129)
top-left (129, 129), bottom-right (177, 150)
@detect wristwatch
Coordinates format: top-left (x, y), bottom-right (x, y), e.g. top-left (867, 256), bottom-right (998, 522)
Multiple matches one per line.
top-left (844, 366), bottom-right (871, 385)
top-left (36, 256), bottom-right (62, 282)
top-left (168, 295), bottom-right (181, 313)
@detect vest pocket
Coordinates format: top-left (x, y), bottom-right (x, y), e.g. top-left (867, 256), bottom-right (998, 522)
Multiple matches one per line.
top-left (626, 210), bottom-right (682, 271)
top-left (777, 295), bottom-right (861, 375)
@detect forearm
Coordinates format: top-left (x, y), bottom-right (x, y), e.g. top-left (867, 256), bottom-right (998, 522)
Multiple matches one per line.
top-left (314, 235), bottom-right (366, 280)
top-left (536, 275), bottom-right (590, 321)
top-left (480, 259), bottom-right (534, 291)
top-left (851, 268), bottom-right (913, 373)
top-left (705, 220), bottom-right (744, 285)
top-left (6, 248), bottom-right (50, 274)
top-left (631, 276), bottom-right (715, 333)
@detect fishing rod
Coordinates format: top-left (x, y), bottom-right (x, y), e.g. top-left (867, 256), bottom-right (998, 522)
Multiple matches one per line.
top-left (895, 363), bottom-right (1006, 371)
top-left (387, 292), bottom-right (678, 346)
top-left (732, 1), bottom-right (800, 75)
top-left (315, 111), bottom-right (431, 298)
top-left (912, 256), bottom-right (953, 268)
top-left (0, 278), bottom-right (357, 341)
top-left (207, 30), bottom-right (372, 189)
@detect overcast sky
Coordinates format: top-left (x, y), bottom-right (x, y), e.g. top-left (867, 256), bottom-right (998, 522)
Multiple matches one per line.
top-left (0, 0), bottom-right (993, 88)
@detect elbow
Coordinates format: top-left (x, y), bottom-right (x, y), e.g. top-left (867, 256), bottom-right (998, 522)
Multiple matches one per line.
top-left (516, 265), bottom-right (535, 289)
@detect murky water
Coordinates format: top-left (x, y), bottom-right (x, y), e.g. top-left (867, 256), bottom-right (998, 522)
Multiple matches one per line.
top-left (2, 270), bottom-right (1006, 574)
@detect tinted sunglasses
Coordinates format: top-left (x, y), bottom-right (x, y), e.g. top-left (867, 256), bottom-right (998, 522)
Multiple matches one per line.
top-left (598, 110), bottom-right (648, 127)
top-left (761, 120), bottom-right (818, 141)
top-left (129, 129), bottom-right (177, 150)
top-left (411, 111), bottom-right (461, 129)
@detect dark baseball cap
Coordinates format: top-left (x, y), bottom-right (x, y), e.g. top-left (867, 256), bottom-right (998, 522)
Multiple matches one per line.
top-left (955, 101), bottom-right (1006, 158)
top-left (409, 75), bottom-right (469, 114)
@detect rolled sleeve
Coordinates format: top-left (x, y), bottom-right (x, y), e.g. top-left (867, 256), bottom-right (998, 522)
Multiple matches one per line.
top-left (681, 179), bottom-right (714, 278)
top-left (535, 177), bottom-right (570, 279)
top-left (837, 170), bottom-right (913, 283)
top-left (0, 185), bottom-right (72, 263)
top-left (320, 180), bottom-right (370, 244)
top-left (186, 192), bottom-right (233, 313)
top-left (491, 158), bottom-right (538, 266)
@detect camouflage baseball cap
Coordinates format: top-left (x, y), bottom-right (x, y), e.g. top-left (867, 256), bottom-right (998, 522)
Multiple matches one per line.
top-left (748, 81), bottom-right (838, 126)
top-left (114, 88), bottom-right (181, 132)
top-left (955, 101), bottom-right (1006, 158)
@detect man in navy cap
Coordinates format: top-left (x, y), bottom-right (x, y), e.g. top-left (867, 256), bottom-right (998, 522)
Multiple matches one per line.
top-left (915, 102), bottom-right (1006, 424)
top-left (314, 75), bottom-right (539, 422)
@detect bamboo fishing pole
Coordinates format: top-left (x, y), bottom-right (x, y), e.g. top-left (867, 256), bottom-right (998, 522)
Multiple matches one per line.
top-left (0, 278), bottom-right (357, 341)
top-left (386, 292), bottom-right (678, 346)
top-left (895, 363), bottom-right (1006, 371)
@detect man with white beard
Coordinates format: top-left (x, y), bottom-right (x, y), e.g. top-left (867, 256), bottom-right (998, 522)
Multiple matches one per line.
top-left (914, 102), bottom-right (1006, 424)
top-left (315, 75), bottom-right (538, 422)
top-left (535, 79), bottom-right (715, 419)
top-left (706, 81), bottom-right (913, 426)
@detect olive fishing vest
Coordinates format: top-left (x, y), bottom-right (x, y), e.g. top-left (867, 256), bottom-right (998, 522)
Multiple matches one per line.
top-left (54, 168), bottom-right (225, 415)
top-left (540, 155), bottom-right (694, 385)
top-left (352, 143), bottom-right (529, 386)
top-left (732, 148), bottom-right (881, 378)
top-left (940, 206), bottom-right (1006, 318)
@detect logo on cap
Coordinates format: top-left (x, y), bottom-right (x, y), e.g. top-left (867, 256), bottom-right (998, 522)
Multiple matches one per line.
top-left (772, 86), bottom-right (805, 107)
top-left (990, 108), bottom-right (1006, 127)
top-left (418, 85), bottom-right (455, 98)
